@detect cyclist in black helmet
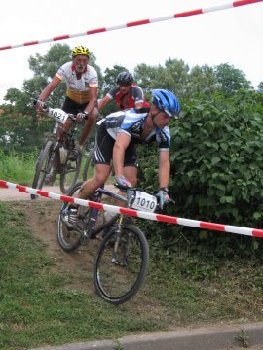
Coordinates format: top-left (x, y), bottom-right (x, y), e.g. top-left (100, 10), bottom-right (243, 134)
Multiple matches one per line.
top-left (36, 45), bottom-right (98, 160)
top-left (98, 71), bottom-right (149, 112)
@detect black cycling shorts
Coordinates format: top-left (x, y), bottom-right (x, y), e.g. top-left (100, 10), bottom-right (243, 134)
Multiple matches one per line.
top-left (62, 96), bottom-right (88, 114)
top-left (92, 124), bottom-right (137, 167)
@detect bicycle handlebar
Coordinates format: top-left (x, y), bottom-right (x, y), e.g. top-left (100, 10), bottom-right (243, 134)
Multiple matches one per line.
top-left (112, 184), bottom-right (175, 212)
top-left (32, 98), bottom-right (76, 124)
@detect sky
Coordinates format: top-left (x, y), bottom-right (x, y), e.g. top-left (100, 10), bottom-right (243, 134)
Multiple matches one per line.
top-left (0, 0), bottom-right (262, 103)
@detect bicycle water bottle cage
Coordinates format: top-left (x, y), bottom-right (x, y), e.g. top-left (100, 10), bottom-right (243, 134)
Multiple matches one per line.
top-left (48, 108), bottom-right (69, 124)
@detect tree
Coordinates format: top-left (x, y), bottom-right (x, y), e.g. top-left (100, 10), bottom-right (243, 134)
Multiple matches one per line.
top-left (134, 59), bottom-right (190, 101)
top-left (257, 81), bottom-right (263, 93)
top-left (214, 63), bottom-right (251, 96)
top-left (188, 64), bottom-right (218, 98)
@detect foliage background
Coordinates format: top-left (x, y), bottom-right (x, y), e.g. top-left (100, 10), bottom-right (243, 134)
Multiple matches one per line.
top-left (1, 43), bottom-right (263, 257)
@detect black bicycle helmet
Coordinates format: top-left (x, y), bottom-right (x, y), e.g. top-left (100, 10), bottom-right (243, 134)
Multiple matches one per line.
top-left (116, 71), bottom-right (133, 85)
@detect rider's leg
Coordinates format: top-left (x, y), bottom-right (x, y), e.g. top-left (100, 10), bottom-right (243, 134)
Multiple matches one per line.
top-left (64, 164), bottom-right (111, 228)
top-left (79, 108), bottom-right (97, 147)
top-left (70, 108), bottom-right (97, 160)
top-left (78, 163), bottom-right (111, 199)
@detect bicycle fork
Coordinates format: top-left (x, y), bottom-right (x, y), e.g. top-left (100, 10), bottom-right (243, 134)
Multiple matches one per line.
top-left (112, 215), bottom-right (128, 266)
top-left (46, 141), bottom-right (59, 176)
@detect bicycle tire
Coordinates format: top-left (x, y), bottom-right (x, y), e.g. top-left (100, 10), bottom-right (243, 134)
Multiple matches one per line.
top-left (93, 224), bottom-right (149, 305)
top-left (59, 151), bottom-right (82, 194)
top-left (30, 140), bottom-right (55, 200)
top-left (56, 182), bottom-right (85, 252)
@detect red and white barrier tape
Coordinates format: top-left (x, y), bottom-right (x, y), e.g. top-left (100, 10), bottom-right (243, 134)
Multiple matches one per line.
top-left (1, 179), bottom-right (263, 238)
top-left (0, 0), bottom-right (262, 51)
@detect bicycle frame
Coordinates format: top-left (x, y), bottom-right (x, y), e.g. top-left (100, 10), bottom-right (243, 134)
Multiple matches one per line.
top-left (79, 186), bottom-right (128, 245)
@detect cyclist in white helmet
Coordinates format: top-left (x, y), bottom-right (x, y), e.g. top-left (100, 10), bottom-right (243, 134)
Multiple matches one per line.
top-left (37, 45), bottom-right (98, 159)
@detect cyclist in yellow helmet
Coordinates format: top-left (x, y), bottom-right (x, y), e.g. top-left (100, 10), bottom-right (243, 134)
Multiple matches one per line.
top-left (37, 45), bottom-right (98, 159)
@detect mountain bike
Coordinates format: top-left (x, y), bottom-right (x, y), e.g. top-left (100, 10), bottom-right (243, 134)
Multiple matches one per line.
top-left (57, 182), bottom-right (160, 304)
top-left (31, 101), bottom-right (83, 199)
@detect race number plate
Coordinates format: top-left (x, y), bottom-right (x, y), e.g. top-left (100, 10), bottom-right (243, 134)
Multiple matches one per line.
top-left (49, 108), bottom-right (68, 124)
top-left (130, 191), bottom-right (157, 212)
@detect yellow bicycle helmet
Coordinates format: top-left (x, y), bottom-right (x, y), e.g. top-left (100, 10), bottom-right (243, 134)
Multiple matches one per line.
top-left (71, 46), bottom-right (90, 57)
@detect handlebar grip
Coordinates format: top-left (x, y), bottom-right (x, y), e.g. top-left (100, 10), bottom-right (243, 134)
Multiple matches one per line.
top-left (67, 114), bottom-right (77, 122)
top-left (32, 98), bottom-right (48, 110)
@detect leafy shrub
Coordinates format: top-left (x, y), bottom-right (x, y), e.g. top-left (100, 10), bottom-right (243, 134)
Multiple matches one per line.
top-left (140, 90), bottom-right (263, 256)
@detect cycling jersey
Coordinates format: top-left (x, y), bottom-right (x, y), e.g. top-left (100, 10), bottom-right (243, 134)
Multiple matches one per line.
top-left (56, 62), bottom-right (98, 105)
top-left (93, 109), bottom-right (170, 166)
top-left (107, 84), bottom-right (149, 110)
top-left (101, 109), bottom-right (170, 150)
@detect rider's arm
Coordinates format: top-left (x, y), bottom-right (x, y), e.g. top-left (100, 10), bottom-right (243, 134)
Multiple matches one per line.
top-left (133, 86), bottom-right (145, 109)
top-left (98, 94), bottom-right (112, 111)
top-left (158, 150), bottom-right (170, 189)
top-left (83, 86), bottom-right (98, 114)
top-left (134, 100), bottom-right (144, 109)
top-left (38, 76), bottom-right (61, 101)
top-left (113, 131), bottom-right (131, 177)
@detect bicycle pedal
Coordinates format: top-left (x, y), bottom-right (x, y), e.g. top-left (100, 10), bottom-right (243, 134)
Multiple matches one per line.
top-left (80, 233), bottom-right (90, 245)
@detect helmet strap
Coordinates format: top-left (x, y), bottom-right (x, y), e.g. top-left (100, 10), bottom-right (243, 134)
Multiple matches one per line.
top-left (151, 111), bottom-right (162, 127)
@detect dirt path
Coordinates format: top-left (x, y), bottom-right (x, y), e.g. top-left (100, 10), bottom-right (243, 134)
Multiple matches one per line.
top-left (0, 184), bottom-right (116, 201)
top-left (21, 199), bottom-right (99, 291)
top-left (0, 186), bottom-right (62, 201)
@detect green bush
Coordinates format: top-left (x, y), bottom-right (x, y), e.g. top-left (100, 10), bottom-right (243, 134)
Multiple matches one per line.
top-left (140, 90), bottom-right (263, 256)
top-left (170, 90), bottom-right (263, 227)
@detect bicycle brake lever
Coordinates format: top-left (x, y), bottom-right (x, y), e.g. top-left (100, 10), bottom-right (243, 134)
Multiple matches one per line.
top-left (32, 98), bottom-right (48, 110)
top-left (67, 114), bottom-right (77, 122)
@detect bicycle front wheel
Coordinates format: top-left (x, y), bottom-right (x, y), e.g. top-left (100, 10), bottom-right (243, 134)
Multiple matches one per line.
top-left (93, 224), bottom-right (149, 305)
top-left (30, 140), bottom-right (54, 200)
top-left (57, 182), bottom-right (84, 252)
top-left (59, 151), bottom-right (82, 194)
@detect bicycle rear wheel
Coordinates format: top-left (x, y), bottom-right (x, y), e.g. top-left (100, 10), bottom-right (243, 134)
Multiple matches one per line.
top-left (30, 140), bottom-right (55, 200)
top-left (59, 151), bottom-right (82, 194)
top-left (93, 224), bottom-right (149, 305)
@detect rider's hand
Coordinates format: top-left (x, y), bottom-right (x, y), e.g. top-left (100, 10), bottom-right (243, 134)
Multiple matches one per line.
top-left (155, 187), bottom-right (170, 210)
top-left (115, 175), bottom-right (132, 189)
top-left (76, 112), bottom-right (89, 123)
top-left (35, 99), bottom-right (45, 112)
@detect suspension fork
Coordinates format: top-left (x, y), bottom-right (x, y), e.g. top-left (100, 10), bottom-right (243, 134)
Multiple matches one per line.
top-left (46, 140), bottom-right (60, 174)
top-left (112, 214), bottom-right (125, 264)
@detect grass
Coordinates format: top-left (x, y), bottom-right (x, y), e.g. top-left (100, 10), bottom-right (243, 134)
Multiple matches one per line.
top-left (0, 151), bottom-right (36, 186)
top-left (0, 200), bottom-right (263, 350)
top-left (1, 153), bottom-right (263, 348)
top-left (0, 148), bottom-right (92, 188)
